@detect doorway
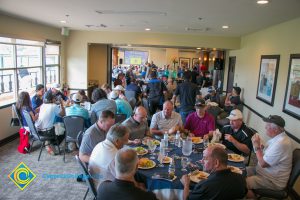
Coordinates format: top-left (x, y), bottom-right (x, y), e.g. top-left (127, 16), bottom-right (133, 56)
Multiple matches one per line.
top-left (226, 56), bottom-right (236, 92)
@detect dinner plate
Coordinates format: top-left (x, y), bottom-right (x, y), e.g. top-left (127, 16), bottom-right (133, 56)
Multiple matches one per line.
top-left (207, 143), bottom-right (226, 149)
top-left (134, 147), bottom-right (148, 156)
top-left (228, 153), bottom-right (245, 162)
top-left (191, 137), bottom-right (203, 144)
top-left (142, 137), bottom-right (160, 146)
top-left (138, 159), bottom-right (156, 169)
top-left (228, 166), bottom-right (242, 174)
top-left (189, 170), bottom-right (209, 183)
top-left (162, 156), bottom-right (172, 164)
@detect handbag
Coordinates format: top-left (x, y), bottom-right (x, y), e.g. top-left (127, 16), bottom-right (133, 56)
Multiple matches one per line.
top-left (10, 106), bottom-right (20, 127)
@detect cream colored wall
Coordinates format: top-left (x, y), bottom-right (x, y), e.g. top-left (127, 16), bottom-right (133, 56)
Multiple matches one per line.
top-left (88, 44), bottom-right (108, 85)
top-left (148, 48), bottom-right (166, 67)
top-left (228, 17), bottom-right (300, 146)
top-left (0, 14), bottom-right (66, 140)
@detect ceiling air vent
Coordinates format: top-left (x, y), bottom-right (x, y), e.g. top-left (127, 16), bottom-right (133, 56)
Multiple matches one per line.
top-left (185, 27), bottom-right (210, 32)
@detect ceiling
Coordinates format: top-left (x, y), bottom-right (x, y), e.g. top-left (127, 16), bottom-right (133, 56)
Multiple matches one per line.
top-left (1, 0), bottom-right (300, 37)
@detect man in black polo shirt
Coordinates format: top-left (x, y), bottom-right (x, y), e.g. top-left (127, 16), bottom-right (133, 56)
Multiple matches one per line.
top-left (181, 146), bottom-right (247, 200)
top-left (172, 70), bottom-right (201, 125)
top-left (221, 109), bottom-right (254, 155)
top-left (97, 148), bottom-right (158, 200)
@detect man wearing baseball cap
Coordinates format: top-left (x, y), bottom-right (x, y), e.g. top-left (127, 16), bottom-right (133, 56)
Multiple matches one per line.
top-left (221, 109), bottom-right (255, 155)
top-left (246, 115), bottom-right (293, 199)
top-left (66, 93), bottom-right (90, 127)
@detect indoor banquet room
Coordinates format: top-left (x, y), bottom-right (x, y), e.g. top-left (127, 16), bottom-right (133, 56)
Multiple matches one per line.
top-left (1, 0), bottom-right (300, 199)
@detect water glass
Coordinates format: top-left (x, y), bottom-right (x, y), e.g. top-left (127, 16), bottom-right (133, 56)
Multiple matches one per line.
top-left (158, 147), bottom-right (166, 167)
top-left (182, 139), bottom-right (192, 156)
top-left (147, 140), bottom-right (157, 159)
top-left (181, 157), bottom-right (189, 172)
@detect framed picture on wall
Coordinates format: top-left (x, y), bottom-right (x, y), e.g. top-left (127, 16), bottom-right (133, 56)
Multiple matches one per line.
top-left (179, 57), bottom-right (190, 69)
top-left (192, 58), bottom-right (200, 68)
top-left (256, 55), bottom-right (280, 106)
top-left (283, 54), bottom-right (300, 120)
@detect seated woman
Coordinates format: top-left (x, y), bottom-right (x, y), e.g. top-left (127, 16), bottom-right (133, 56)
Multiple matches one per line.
top-left (16, 91), bottom-right (39, 130)
top-left (35, 91), bottom-right (65, 155)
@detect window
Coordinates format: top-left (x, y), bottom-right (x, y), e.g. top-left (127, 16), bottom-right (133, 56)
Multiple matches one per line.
top-left (0, 37), bottom-right (61, 107)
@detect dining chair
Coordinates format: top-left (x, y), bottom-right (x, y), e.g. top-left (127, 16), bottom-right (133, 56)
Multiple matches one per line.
top-left (115, 113), bottom-right (127, 124)
top-left (75, 155), bottom-right (97, 200)
top-left (23, 110), bottom-right (61, 161)
top-left (253, 149), bottom-right (300, 200)
top-left (63, 115), bottom-right (85, 162)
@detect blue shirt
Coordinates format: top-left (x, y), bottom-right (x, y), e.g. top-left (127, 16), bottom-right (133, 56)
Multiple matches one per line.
top-left (31, 94), bottom-right (43, 110)
top-left (115, 99), bottom-right (133, 118)
top-left (66, 104), bottom-right (90, 127)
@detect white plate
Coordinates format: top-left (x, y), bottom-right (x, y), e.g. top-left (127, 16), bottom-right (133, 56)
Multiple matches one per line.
top-left (191, 137), bottom-right (203, 144)
top-left (228, 154), bottom-right (245, 162)
top-left (162, 156), bottom-right (172, 164)
top-left (189, 171), bottom-right (209, 183)
top-left (134, 147), bottom-right (148, 156)
top-left (138, 160), bottom-right (156, 169)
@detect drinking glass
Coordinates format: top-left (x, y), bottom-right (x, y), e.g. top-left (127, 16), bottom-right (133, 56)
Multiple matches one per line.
top-left (158, 147), bottom-right (165, 167)
top-left (182, 138), bottom-right (192, 156)
top-left (181, 157), bottom-right (189, 172)
top-left (147, 140), bottom-right (157, 159)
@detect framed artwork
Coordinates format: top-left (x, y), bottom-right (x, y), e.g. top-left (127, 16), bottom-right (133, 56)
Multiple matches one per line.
top-left (256, 55), bottom-right (280, 106)
top-left (192, 58), bottom-right (200, 67)
top-left (283, 54), bottom-right (300, 119)
top-left (179, 57), bottom-right (190, 69)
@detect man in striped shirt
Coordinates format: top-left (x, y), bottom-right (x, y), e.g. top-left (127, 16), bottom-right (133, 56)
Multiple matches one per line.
top-left (220, 109), bottom-right (254, 156)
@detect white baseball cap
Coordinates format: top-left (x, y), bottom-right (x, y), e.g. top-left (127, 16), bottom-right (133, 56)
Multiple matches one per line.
top-left (71, 93), bottom-right (82, 103)
top-left (227, 109), bottom-right (243, 120)
top-left (109, 91), bottom-right (119, 100)
top-left (113, 85), bottom-right (125, 91)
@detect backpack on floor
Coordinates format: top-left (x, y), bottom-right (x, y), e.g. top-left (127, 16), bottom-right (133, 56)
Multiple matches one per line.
top-left (18, 128), bottom-right (30, 154)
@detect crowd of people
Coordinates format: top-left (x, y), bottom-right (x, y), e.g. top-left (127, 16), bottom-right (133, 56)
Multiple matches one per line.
top-left (15, 62), bottom-right (294, 199)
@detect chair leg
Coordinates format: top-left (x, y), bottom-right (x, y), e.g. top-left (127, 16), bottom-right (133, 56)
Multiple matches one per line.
top-left (63, 139), bottom-right (66, 162)
top-left (29, 140), bottom-right (35, 154)
top-left (83, 188), bottom-right (89, 200)
top-left (38, 142), bottom-right (45, 161)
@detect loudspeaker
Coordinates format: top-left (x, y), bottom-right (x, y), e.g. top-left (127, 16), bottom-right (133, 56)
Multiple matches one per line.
top-left (61, 27), bottom-right (69, 36)
top-left (214, 58), bottom-right (224, 70)
top-left (119, 58), bottom-right (123, 64)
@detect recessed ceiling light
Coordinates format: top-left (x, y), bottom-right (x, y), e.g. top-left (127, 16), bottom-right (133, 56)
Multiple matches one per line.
top-left (145, 28), bottom-right (151, 31)
top-left (222, 25), bottom-right (229, 29)
top-left (257, 0), bottom-right (269, 4)
top-left (60, 20), bottom-right (66, 24)
top-left (197, 48), bottom-right (201, 50)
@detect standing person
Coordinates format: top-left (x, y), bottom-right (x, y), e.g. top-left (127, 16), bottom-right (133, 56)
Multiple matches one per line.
top-left (31, 84), bottom-right (45, 112)
top-left (145, 71), bottom-right (167, 115)
top-left (172, 71), bottom-right (201, 125)
top-left (181, 146), bottom-right (247, 200)
top-left (97, 148), bottom-right (158, 200)
top-left (17, 91), bottom-right (39, 128)
top-left (246, 115), bottom-right (293, 199)
top-left (79, 110), bottom-right (115, 163)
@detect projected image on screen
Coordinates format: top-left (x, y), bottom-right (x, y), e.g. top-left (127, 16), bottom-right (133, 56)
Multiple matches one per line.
top-left (124, 51), bottom-right (148, 65)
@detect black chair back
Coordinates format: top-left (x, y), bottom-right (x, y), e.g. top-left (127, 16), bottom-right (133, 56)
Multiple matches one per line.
top-left (115, 114), bottom-right (127, 124)
top-left (63, 116), bottom-right (85, 142)
top-left (12, 104), bottom-right (24, 127)
top-left (75, 155), bottom-right (97, 200)
top-left (288, 149), bottom-right (300, 199)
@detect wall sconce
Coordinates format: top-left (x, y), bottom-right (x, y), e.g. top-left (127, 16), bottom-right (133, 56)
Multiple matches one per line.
top-left (204, 57), bottom-right (207, 61)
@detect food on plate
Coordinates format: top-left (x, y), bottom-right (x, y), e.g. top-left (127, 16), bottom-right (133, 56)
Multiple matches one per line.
top-left (189, 170), bottom-right (209, 183)
top-left (162, 156), bottom-right (172, 163)
top-left (134, 147), bottom-right (148, 155)
top-left (228, 153), bottom-right (244, 162)
top-left (138, 158), bottom-right (155, 168)
top-left (142, 137), bottom-right (160, 146)
top-left (191, 137), bottom-right (203, 144)
top-left (207, 143), bottom-right (226, 149)
top-left (228, 166), bottom-right (243, 174)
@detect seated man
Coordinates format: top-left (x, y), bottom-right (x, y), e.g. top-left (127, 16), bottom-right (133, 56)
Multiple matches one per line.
top-left (246, 115), bottom-right (293, 199)
top-left (224, 86), bottom-right (241, 113)
top-left (66, 93), bottom-right (90, 128)
top-left (79, 110), bottom-right (115, 163)
top-left (31, 84), bottom-right (45, 112)
top-left (89, 124), bottom-right (129, 186)
top-left (122, 106), bottom-right (149, 144)
top-left (109, 91), bottom-right (133, 119)
top-left (50, 83), bottom-right (68, 102)
top-left (185, 99), bottom-right (215, 137)
top-left (97, 148), bottom-right (158, 200)
top-left (221, 109), bottom-right (254, 155)
top-left (91, 88), bottom-right (117, 116)
top-left (150, 101), bottom-right (182, 136)
top-left (181, 146), bottom-right (247, 200)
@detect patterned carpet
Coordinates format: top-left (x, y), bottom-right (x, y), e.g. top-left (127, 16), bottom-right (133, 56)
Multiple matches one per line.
top-left (0, 139), bottom-right (93, 200)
